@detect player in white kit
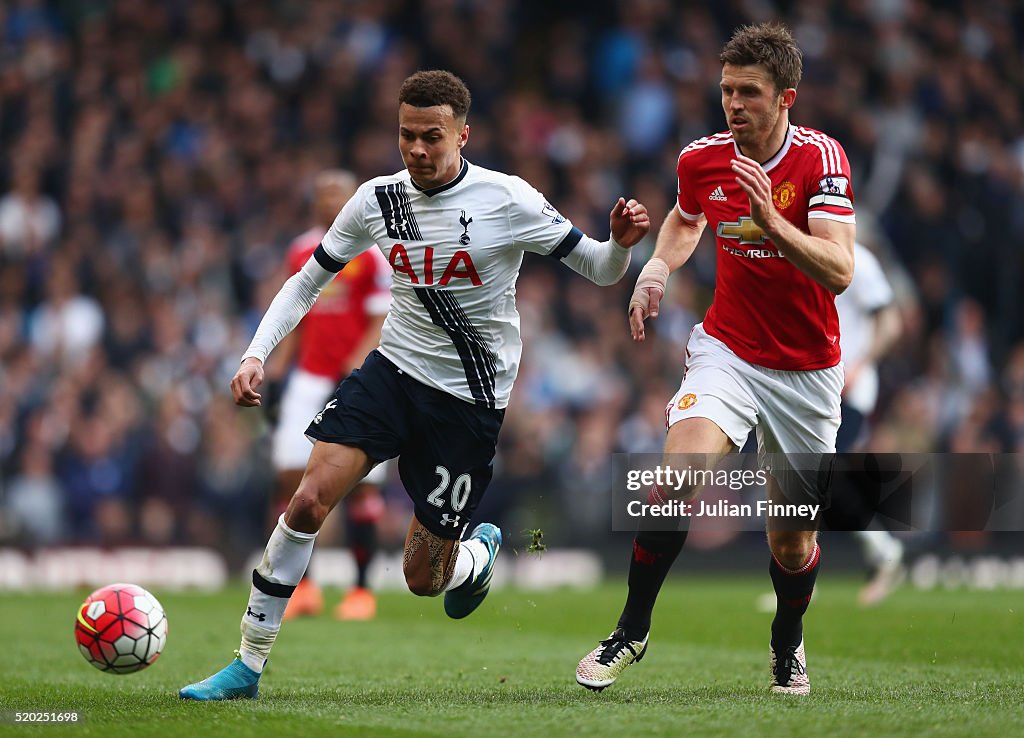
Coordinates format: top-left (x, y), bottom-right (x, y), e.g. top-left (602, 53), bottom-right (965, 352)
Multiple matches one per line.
top-left (832, 242), bottom-right (904, 605)
top-left (180, 70), bottom-right (651, 700)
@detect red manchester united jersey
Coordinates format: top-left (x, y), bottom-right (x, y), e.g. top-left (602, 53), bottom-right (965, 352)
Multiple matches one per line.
top-left (676, 124), bottom-right (855, 370)
top-left (287, 227), bottom-right (391, 379)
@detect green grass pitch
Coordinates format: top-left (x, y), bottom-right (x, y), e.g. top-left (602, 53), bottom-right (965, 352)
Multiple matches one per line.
top-left (1, 578), bottom-right (1021, 737)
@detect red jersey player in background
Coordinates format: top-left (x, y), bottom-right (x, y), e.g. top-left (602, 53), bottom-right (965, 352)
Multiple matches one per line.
top-left (577, 24), bottom-right (855, 695)
top-left (264, 170), bottom-right (391, 621)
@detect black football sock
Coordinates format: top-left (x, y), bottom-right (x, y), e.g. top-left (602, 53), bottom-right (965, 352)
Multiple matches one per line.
top-left (617, 500), bottom-right (688, 642)
top-left (769, 542), bottom-right (821, 652)
top-left (616, 531), bottom-right (688, 641)
top-left (346, 518), bottom-right (377, 590)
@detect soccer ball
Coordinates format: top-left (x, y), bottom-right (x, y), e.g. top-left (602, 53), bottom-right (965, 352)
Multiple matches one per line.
top-left (74, 583), bottom-right (168, 674)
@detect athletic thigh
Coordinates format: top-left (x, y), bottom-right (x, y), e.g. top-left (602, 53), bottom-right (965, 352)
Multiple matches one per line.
top-left (285, 440), bottom-right (375, 531)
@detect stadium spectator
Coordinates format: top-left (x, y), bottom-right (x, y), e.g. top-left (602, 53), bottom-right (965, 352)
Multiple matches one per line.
top-left (0, 161), bottom-right (61, 257)
top-left (0, 2), bottom-right (1018, 577)
top-left (28, 260), bottom-right (104, 368)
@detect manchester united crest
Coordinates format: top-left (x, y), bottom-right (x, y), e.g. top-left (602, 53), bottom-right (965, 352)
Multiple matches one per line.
top-left (678, 393), bottom-right (697, 410)
top-left (772, 181), bottom-right (797, 210)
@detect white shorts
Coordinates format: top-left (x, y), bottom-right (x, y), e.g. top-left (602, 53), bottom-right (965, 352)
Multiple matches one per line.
top-left (667, 323), bottom-right (843, 462)
top-left (272, 368), bottom-right (388, 485)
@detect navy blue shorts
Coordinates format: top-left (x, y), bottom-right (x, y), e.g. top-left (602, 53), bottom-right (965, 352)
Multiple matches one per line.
top-left (835, 402), bottom-right (866, 453)
top-left (305, 350), bottom-right (505, 539)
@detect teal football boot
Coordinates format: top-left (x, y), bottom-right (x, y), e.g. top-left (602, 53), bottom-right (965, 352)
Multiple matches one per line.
top-left (179, 653), bottom-right (261, 700)
top-left (444, 523), bottom-right (502, 619)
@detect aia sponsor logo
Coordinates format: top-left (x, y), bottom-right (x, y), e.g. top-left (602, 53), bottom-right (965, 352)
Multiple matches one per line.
top-left (389, 244), bottom-right (482, 286)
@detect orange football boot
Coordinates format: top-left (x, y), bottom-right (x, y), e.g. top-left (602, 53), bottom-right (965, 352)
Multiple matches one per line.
top-left (283, 578), bottom-right (324, 620)
top-left (334, 587), bottom-right (377, 621)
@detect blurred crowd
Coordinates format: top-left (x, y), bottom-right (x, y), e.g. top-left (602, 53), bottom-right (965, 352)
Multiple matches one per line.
top-left (1, 0), bottom-right (1022, 555)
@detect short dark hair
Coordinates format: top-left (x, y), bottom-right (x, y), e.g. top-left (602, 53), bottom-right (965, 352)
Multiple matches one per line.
top-left (398, 70), bottom-right (472, 120)
top-left (720, 23), bottom-right (802, 92)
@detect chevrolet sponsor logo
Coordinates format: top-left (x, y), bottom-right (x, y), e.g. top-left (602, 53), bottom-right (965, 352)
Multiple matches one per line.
top-left (722, 245), bottom-right (784, 259)
top-left (717, 216), bottom-right (767, 244)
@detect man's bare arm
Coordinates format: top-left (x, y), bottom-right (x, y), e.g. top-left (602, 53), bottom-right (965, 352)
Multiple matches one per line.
top-left (731, 154), bottom-right (854, 294)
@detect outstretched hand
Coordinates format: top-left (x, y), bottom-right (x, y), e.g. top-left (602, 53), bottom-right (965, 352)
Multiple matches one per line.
top-left (610, 197), bottom-right (651, 248)
top-left (231, 357), bottom-right (265, 407)
top-left (628, 258), bottom-right (670, 342)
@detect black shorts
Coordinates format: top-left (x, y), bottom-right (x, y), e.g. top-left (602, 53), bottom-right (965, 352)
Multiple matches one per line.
top-left (305, 350), bottom-right (505, 539)
top-left (835, 402), bottom-right (866, 453)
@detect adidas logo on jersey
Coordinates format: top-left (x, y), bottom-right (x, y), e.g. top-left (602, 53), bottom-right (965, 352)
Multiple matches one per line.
top-left (708, 186), bottom-right (728, 201)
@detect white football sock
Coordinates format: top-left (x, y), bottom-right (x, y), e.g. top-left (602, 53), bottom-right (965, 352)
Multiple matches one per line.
top-left (443, 538), bottom-right (489, 592)
top-left (855, 530), bottom-right (903, 568)
top-left (239, 514), bottom-right (318, 672)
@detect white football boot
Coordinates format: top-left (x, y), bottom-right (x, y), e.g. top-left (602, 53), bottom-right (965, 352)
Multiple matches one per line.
top-left (576, 628), bottom-right (648, 691)
top-left (770, 639), bottom-right (810, 695)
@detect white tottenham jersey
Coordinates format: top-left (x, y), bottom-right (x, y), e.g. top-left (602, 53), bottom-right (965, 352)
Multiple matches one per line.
top-left (319, 160), bottom-right (585, 409)
top-left (837, 243), bottom-right (894, 414)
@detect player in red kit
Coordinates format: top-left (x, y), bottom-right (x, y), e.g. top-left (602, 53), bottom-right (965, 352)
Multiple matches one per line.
top-left (577, 24), bottom-right (855, 695)
top-left (264, 171), bottom-right (391, 621)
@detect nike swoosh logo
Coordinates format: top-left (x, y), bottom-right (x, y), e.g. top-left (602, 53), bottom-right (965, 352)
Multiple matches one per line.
top-left (77, 604), bottom-right (97, 633)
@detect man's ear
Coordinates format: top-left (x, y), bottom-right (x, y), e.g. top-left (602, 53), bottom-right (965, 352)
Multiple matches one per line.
top-left (780, 88), bottom-right (797, 109)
